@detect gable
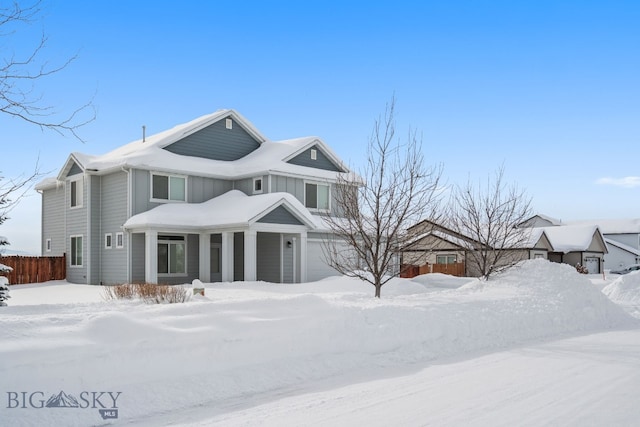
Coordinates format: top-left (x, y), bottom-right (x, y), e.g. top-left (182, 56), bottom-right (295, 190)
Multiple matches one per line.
top-left (163, 118), bottom-right (261, 161)
top-left (587, 230), bottom-right (607, 253)
top-left (287, 144), bottom-right (343, 172)
top-left (67, 162), bottom-right (83, 177)
top-left (257, 205), bottom-right (304, 225)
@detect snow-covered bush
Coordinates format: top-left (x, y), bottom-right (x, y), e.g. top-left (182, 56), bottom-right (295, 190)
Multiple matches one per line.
top-left (103, 283), bottom-right (189, 304)
top-left (0, 276), bottom-right (10, 307)
top-left (575, 263), bottom-right (589, 274)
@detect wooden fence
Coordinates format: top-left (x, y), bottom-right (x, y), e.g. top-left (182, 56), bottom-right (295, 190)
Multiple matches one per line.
top-left (400, 262), bottom-right (466, 278)
top-left (0, 255), bottom-right (66, 285)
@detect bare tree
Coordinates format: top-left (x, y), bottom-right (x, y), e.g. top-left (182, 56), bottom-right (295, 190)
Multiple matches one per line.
top-left (322, 98), bottom-right (443, 298)
top-left (1, 1), bottom-right (94, 139)
top-left (448, 166), bottom-right (532, 279)
top-left (1, 1), bottom-right (92, 248)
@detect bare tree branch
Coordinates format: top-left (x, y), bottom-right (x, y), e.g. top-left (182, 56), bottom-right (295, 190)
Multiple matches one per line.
top-left (322, 97), bottom-right (443, 297)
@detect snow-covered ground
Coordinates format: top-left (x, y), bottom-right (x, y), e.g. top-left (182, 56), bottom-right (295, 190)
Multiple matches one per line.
top-left (1, 259), bottom-right (639, 426)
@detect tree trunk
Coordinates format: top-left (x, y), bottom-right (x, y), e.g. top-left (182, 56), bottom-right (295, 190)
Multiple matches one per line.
top-left (375, 283), bottom-right (381, 298)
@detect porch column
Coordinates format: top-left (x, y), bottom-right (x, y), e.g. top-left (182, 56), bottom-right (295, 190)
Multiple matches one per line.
top-left (199, 233), bottom-right (210, 283)
top-left (221, 231), bottom-right (234, 282)
top-left (299, 232), bottom-right (308, 283)
top-left (144, 230), bottom-right (158, 284)
top-left (244, 230), bottom-right (257, 281)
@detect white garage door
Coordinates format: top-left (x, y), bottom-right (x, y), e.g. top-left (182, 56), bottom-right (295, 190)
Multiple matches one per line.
top-left (306, 240), bottom-right (341, 282)
top-left (585, 257), bottom-right (600, 274)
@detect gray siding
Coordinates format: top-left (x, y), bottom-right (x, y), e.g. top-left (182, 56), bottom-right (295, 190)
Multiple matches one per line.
top-left (66, 175), bottom-right (88, 283)
top-left (100, 171), bottom-right (129, 285)
top-left (233, 178), bottom-right (252, 196)
top-left (258, 206), bottom-right (303, 225)
top-left (89, 176), bottom-right (101, 285)
top-left (41, 185), bottom-right (66, 256)
top-left (272, 175), bottom-right (305, 204)
top-left (67, 162), bottom-right (83, 176)
top-left (234, 232), bottom-right (244, 281)
top-left (606, 233), bottom-right (639, 249)
top-left (287, 144), bottom-right (343, 172)
top-left (282, 233), bottom-right (295, 283)
top-left (163, 118), bottom-right (261, 161)
top-left (307, 239), bottom-right (340, 282)
top-left (257, 233), bottom-right (281, 283)
top-left (131, 233), bottom-right (145, 282)
top-left (132, 169), bottom-right (232, 215)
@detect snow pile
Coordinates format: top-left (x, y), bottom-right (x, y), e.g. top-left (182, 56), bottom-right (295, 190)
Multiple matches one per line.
top-left (602, 271), bottom-right (640, 319)
top-left (0, 260), bottom-right (636, 426)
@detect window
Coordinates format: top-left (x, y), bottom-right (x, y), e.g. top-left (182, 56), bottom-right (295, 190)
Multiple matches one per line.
top-left (105, 233), bottom-right (112, 249)
top-left (305, 182), bottom-right (330, 211)
top-left (226, 118), bottom-right (233, 129)
top-left (158, 235), bottom-right (186, 275)
top-left (45, 239), bottom-right (51, 252)
top-left (436, 255), bottom-right (457, 264)
top-left (116, 232), bottom-right (124, 249)
top-left (70, 236), bottom-right (83, 267)
top-left (70, 179), bottom-right (83, 208)
top-left (310, 149), bottom-right (317, 160)
top-left (253, 177), bottom-right (263, 194)
top-left (151, 173), bottom-right (186, 202)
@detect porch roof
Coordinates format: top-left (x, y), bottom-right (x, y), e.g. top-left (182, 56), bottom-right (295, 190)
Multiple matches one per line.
top-left (123, 190), bottom-right (317, 231)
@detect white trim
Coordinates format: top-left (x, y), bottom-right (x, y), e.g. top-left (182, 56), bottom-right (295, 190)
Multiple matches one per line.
top-left (69, 176), bottom-right (84, 209)
top-left (310, 149), bottom-right (317, 160)
top-left (150, 172), bottom-right (187, 203)
top-left (225, 118), bottom-right (233, 129)
top-left (115, 232), bottom-right (124, 249)
top-left (105, 233), bottom-right (113, 249)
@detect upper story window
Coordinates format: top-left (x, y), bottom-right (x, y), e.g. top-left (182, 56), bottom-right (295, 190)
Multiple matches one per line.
top-left (70, 178), bottom-right (83, 208)
top-left (152, 173), bottom-right (186, 202)
top-left (253, 177), bottom-right (263, 194)
top-left (305, 182), bottom-right (330, 211)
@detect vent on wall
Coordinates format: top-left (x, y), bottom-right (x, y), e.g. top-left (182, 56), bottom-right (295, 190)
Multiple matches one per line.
top-left (226, 118), bottom-right (233, 129)
top-left (310, 149), bottom-right (317, 160)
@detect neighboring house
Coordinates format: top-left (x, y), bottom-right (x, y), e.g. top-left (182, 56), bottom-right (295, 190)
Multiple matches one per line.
top-left (538, 225), bottom-right (607, 273)
top-left (522, 215), bottom-right (637, 272)
top-left (36, 109), bottom-right (353, 285)
top-left (401, 221), bottom-right (553, 277)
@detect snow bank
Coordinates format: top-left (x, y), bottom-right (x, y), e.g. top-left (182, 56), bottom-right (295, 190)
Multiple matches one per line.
top-left (602, 271), bottom-right (640, 316)
top-left (1, 260), bottom-right (636, 426)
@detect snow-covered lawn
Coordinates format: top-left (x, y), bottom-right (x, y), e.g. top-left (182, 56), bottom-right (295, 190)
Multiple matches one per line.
top-left (1, 260), bottom-right (639, 426)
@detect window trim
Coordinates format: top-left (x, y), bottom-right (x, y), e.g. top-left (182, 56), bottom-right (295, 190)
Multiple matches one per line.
top-left (304, 181), bottom-right (331, 213)
top-left (436, 254), bottom-right (457, 265)
top-left (157, 234), bottom-right (188, 277)
top-left (105, 233), bottom-right (113, 249)
top-left (310, 148), bottom-right (317, 160)
top-left (150, 172), bottom-right (187, 203)
top-left (70, 235), bottom-right (83, 268)
top-left (253, 177), bottom-right (263, 194)
top-left (69, 177), bottom-right (83, 209)
top-left (115, 232), bottom-right (124, 249)
top-left (45, 238), bottom-right (52, 252)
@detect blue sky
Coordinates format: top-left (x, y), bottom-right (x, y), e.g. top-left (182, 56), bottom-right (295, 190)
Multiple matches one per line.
top-left (1, 0), bottom-right (639, 254)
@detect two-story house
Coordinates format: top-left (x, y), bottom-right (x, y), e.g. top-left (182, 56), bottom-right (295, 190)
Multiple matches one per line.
top-left (36, 109), bottom-right (352, 285)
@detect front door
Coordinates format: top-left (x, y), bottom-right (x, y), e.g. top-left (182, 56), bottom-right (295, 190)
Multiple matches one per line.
top-left (210, 243), bottom-right (222, 282)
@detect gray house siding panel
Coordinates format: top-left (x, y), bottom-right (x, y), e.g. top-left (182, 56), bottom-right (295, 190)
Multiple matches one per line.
top-left (606, 234), bottom-right (638, 249)
top-left (234, 178), bottom-right (252, 196)
top-left (163, 119), bottom-right (260, 161)
top-left (287, 145), bottom-right (342, 172)
top-left (100, 171), bottom-right (129, 285)
top-left (89, 175), bottom-right (101, 285)
top-left (131, 233), bottom-right (145, 282)
top-left (258, 206), bottom-right (303, 225)
top-left (234, 232), bottom-right (244, 281)
top-left (189, 176), bottom-right (233, 203)
top-left (272, 175), bottom-right (305, 205)
top-left (41, 185), bottom-right (66, 256)
top-left (66, 176), bottom-right (88, 284)
top-left (67, 162), bottom-right (83, 176)
top-left (257, 233), bottom-right (281, 283)
top-left (282, 234), bottom-right (295, 283)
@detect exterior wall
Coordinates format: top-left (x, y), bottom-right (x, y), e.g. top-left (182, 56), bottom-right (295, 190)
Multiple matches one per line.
top-left (287, 144), bottom-right (343, 172)
top-left (233, 178), bottom-right (252, 196)
top-left (307, 233), bottom-right (341, 282)
top-left (604, 245), bottom-right (640, 271)
top-left (66, 175), bottom-right (88, 283)
top-left (99, 171), bottom-right (129, 285)
top-left (89, 175), bottom-right (101, 285)
top-left (605, 233), bottom-right (639, 250)
top-left (132, 169), bottom-right (232, 215)
top-left (563, 252), bottom-right (582, 267)
top-left (257, 206), bottom-right (303, 225)
top-left (131, 233), bottom-right (145, 282)
top-left (257, 232), bottom-right (281, 283)
top-left (163, 119), bottom-right (260, 161)
top-left (41, 185), bottom-right (66, 256)
top-left (271, 175), bottom-right (305, 204)
top-left (282, 233), bottom-right (295, 283)
top-left (156, 234), bottom-right (199, 285)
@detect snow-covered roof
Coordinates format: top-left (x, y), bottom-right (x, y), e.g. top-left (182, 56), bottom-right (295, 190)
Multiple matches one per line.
top-left (565, 219), bottom-right (640, 235)
top-left (123, 190), bottom-right (317, 231)
top-left (39, 109), bottom-right (350, 186)
top-left (540, 225), bottom-right (603, 253)
top-left (604, 238), bottom-right (640, 256)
